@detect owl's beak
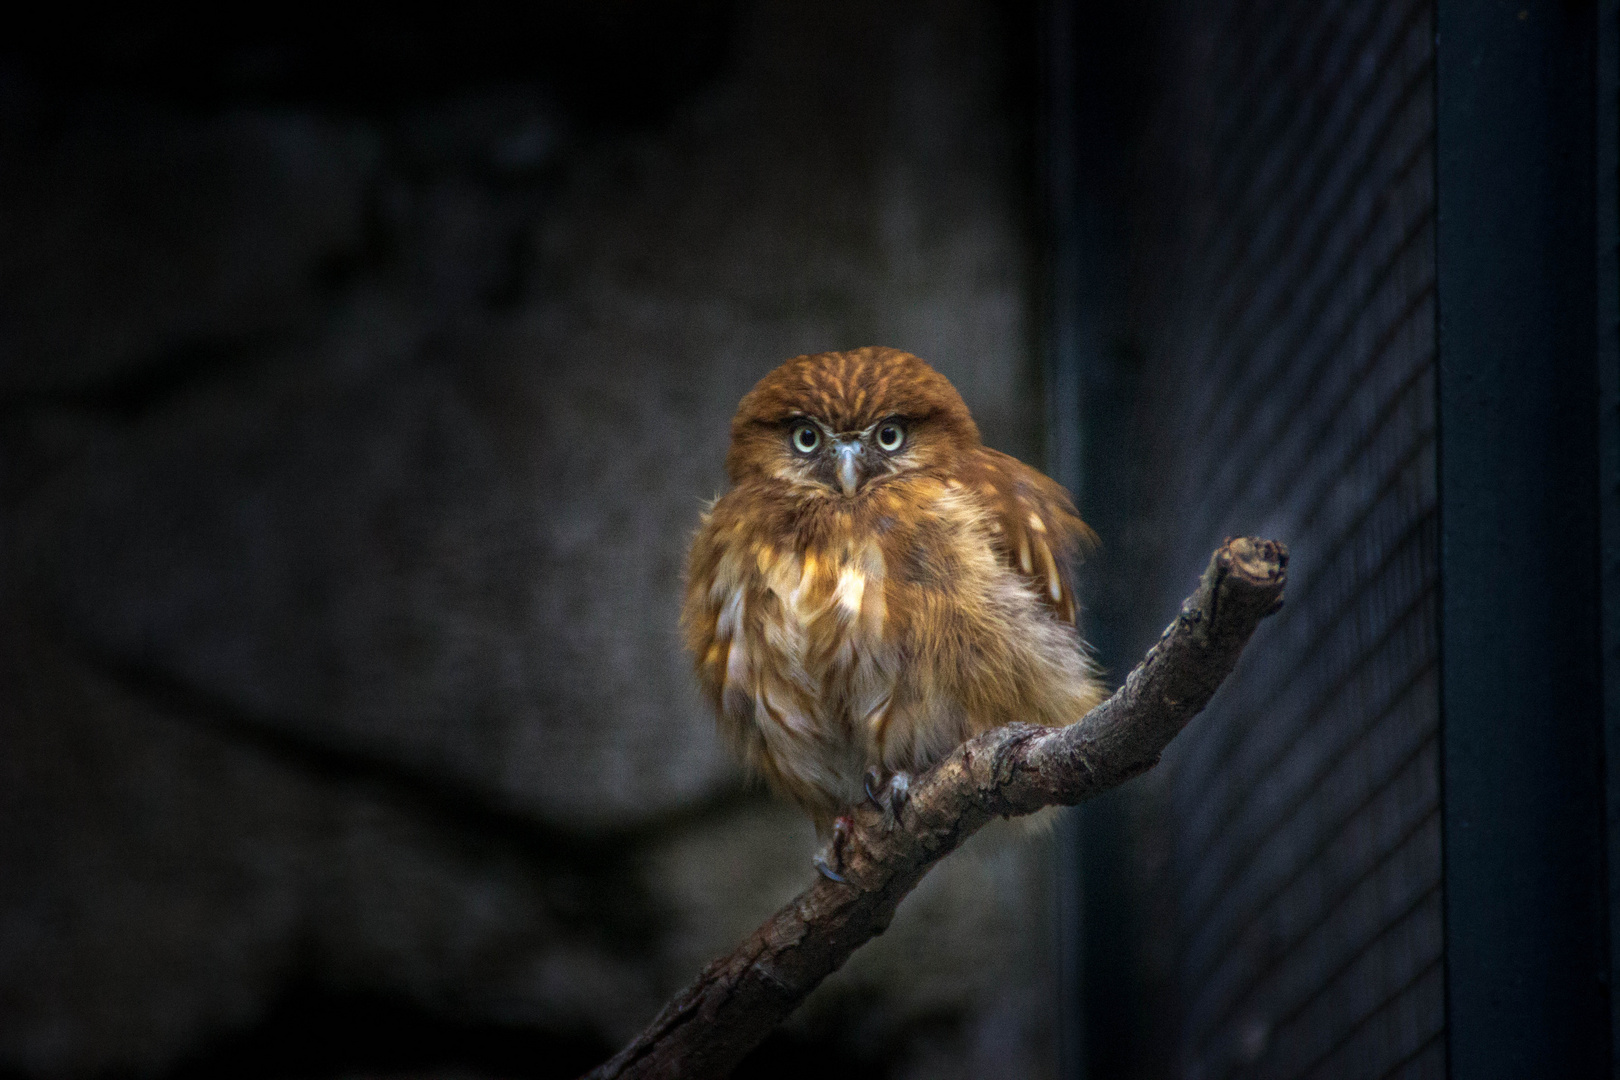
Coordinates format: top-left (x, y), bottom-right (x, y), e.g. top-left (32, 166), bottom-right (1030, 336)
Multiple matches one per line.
top-left (834, 440), bottom-right (864, 496)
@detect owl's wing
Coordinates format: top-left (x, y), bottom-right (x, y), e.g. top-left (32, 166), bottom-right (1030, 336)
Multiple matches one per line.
top-left (961, 447), bottom-right (1097, 626)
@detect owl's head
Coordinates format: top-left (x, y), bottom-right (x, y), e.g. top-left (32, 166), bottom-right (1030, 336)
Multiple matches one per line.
top-left (726, 347), bottom-right (981, 496)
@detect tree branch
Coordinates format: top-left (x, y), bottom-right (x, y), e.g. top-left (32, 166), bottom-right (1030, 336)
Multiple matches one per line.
top-left (584, 537), bottom-right (1288, 1080)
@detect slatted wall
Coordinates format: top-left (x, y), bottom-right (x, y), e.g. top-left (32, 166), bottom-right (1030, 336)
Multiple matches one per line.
top-left (1096, 2), bottom-right (1444, 1077)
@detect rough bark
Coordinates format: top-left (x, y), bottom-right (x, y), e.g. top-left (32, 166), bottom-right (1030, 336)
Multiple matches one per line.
top-left (583, 537), bottom-right (1288, 1080)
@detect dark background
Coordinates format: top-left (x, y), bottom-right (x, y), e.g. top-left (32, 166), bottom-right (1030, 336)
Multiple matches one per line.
top-left (4, 3), bottom-right (1616, 1079)
top-left (1, 3), bottom-right (1063, 1078)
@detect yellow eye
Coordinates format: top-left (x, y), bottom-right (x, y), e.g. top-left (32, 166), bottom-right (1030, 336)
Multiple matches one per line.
top-left (876, 422), bottom-right (905, 452)
top-left (791, 423), bottom-right (821, 453)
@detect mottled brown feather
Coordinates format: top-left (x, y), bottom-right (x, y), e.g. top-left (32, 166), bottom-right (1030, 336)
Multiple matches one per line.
top-left (958, 447), bottom-right (1098, 626)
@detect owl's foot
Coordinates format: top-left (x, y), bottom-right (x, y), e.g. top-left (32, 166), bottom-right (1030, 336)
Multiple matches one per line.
top-left (813, 815), bottom-right (855, 882)
top-left (864, 767), bottom-right (912, 831)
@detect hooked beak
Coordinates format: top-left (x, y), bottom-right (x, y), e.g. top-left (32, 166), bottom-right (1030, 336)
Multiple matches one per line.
top-left (834, 440), bottom-right (864, 496)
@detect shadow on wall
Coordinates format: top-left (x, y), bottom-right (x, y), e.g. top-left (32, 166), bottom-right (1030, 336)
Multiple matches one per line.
top-left (0, 3), bottom-right (1060, 1078)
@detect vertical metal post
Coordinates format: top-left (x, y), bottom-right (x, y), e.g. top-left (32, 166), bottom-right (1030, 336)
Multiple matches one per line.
top-left (1043, 2), bottom-right (1151, 1074)
top-left (1042, 2), bottom-right (1087, 1075)
top-left (1600, 1), bottom-right (1620, 1074)
top-left (1044, 0), bottom-right (1083, 505)
top-left (1436, 3), bottom-right (1611, 1075)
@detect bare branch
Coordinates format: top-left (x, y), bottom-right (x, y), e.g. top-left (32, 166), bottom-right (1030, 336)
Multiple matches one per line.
top-left (584, 537), bottom-right (1288, 1080)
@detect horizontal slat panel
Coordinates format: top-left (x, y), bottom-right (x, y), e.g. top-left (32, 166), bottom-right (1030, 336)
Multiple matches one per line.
top-left (1110, 0), bottom-right (1441, 1076)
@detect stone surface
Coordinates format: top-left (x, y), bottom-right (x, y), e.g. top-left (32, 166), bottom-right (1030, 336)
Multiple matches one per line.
top-left (0, 2), bottom-right (1057, 1076)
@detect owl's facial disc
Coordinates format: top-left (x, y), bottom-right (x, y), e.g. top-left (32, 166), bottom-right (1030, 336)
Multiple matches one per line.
top-left (775, 415), bottom-right (912, 497)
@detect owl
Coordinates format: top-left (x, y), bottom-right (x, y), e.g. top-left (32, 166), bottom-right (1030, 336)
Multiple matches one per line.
top-left (682, 347), bottom-right (1104, 874)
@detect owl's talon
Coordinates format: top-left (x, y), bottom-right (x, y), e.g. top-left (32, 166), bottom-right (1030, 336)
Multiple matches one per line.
top-left (814, 814), bottom-right (855, 882)
top-left (864, 767), bottom-right (911, 830)
top-left (812, 851), bottom-right (847, 882)
top-left (882, 771), bottom-right (911, 830)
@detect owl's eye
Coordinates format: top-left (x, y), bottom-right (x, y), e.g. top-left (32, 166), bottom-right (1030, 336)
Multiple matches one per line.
top-left (790, 423), bottom-right (821, 454)
top-left (875, 422), bottom-right (905, 452)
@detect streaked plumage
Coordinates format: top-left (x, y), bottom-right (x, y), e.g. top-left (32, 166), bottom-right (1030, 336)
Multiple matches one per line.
top-left (682, 347), bottom-right (1104, 835)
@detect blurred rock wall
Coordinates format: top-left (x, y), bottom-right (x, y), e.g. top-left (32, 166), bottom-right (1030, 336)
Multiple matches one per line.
top-left (0, 3), bottom-right (1058, 1078)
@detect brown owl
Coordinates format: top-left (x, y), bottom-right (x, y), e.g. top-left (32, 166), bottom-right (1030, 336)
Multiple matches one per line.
top-left (682, 347), bottom-right (1104, 876)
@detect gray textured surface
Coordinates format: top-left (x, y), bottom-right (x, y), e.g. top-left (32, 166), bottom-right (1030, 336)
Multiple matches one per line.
top-left (0, 2), bottom-right (1056, 1076)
